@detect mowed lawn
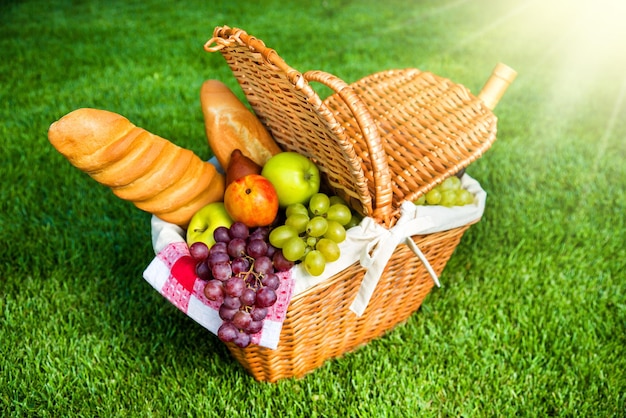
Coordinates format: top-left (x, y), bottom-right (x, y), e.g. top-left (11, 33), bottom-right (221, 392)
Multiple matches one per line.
top-left (1, 0), bottom-right (625, 416)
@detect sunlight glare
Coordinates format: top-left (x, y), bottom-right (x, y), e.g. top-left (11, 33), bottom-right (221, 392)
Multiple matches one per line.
top-left (525, 0), bottom-right (626, 118)
top-left (545, 0), bottom-right (626, 74)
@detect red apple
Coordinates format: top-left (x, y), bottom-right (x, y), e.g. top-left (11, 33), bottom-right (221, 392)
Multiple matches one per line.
top-left (223, 174), bottom-right (279, 228)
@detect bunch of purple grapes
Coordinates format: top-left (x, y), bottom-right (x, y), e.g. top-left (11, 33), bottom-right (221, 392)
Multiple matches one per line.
top-left (189, 221), bottom-right (294, 348)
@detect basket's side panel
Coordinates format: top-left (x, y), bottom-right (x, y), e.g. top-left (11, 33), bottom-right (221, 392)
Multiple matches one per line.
top-left (227, 224), bottom-right (471, 382)
top-left (334, 69), bottom-right (498, 210)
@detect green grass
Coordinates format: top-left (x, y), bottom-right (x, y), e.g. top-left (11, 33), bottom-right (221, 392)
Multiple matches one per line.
top-left (2, 0), bottom-right (625, 416)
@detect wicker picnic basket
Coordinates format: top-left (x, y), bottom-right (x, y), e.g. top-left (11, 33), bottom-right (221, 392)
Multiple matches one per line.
top-left (203, 26), bottom-right (516, 382)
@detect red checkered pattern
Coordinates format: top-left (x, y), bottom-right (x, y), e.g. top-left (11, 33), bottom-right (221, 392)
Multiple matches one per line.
top-left (143, 241), bottom-right (294, 349)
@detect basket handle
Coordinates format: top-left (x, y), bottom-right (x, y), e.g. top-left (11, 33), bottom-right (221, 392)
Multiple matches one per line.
top-left (304, 70), bottom-right (393, 225)
top-left (478, 63), bottom-right (517, 110)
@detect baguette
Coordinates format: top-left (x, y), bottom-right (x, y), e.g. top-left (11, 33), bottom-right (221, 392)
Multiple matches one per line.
top-left (200, 80), bottom-right (282, 169)
top-left (48, 108), bottom-right (225, 226)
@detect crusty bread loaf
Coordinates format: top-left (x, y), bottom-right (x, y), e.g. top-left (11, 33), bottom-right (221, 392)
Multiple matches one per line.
top-left (48, 108), bottom-right (225, 226)
top-left (200, 80), bottom-right (282, 169)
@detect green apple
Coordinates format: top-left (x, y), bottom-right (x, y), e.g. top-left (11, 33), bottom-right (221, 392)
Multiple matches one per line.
top-left (261, 152), bottom-right (321, 207)
top-left (186, 202), bottom-right (233, 248)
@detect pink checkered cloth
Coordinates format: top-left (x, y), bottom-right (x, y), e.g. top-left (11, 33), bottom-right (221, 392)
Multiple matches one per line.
top-left (143, 240), bottom-right (295, 350)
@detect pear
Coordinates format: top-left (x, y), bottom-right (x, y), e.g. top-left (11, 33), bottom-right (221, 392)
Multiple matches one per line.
top-left (226, 149), bottom-right (262, 186)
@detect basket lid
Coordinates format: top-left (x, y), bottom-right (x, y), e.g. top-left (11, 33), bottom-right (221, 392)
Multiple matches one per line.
top-left (205, 26), bottom-right (515, 226)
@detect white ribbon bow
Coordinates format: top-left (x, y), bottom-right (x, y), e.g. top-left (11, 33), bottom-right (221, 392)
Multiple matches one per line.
top-left (349, 203), bottom-right (438, 316)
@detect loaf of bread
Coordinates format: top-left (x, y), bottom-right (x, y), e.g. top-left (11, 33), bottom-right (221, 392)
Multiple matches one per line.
top-left (48, 108), bottom-right (225, 226)
top-left (200, 80), bottom-right (282, 169)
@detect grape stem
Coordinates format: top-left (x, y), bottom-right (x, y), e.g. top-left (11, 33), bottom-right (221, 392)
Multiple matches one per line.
top-left (238, 254), bottom-right (265, 311)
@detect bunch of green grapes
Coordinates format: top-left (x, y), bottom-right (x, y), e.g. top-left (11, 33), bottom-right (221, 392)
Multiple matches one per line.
top-left (269, 193), bottom-right (357, 276)
top-left (414, 176), bottom-right (475, 207)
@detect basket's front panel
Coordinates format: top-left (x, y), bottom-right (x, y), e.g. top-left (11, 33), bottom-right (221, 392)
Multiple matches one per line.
top-left (227, 225), bottom-right (470, 382)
